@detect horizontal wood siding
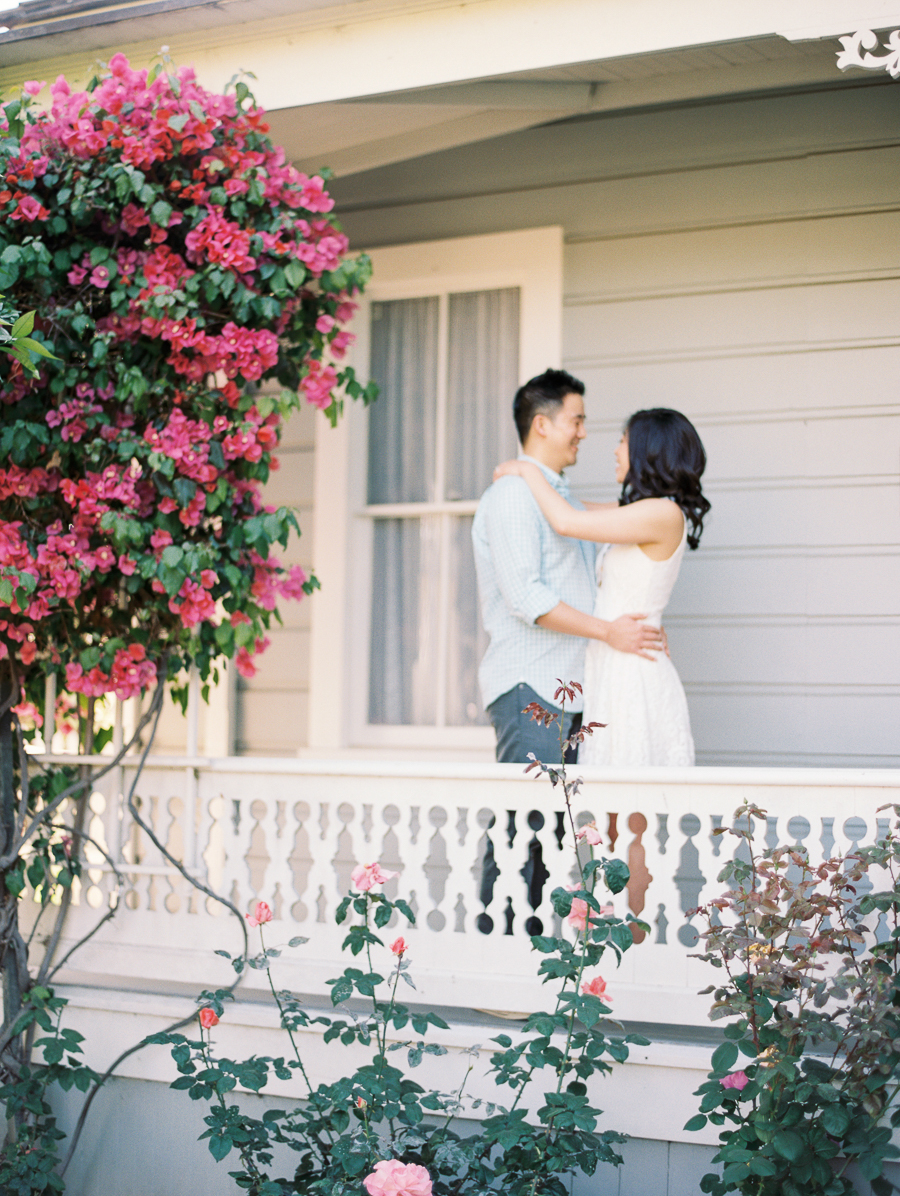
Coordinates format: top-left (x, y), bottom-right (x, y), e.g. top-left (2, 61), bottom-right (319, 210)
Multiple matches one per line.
top-left (327, 79), bottom-right (899, 767)
top-left (233, 399), bottom-right (316, 755)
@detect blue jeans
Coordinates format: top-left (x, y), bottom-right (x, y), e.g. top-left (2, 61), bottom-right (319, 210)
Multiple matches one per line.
top-left (486, 682), bottom-right (581, 765)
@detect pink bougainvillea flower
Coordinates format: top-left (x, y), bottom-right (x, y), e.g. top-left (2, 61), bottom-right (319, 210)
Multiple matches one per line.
top-left (390, 937), bottom-right (408, 956)
top-left (575, 822), bottom-right (603, 846)
top-left (246, 900), bottom-right (273, 927)
top-left (11, 194), bottom-right (49, 222)
top-left (0, 55), bottom-right (368, 713)
top-left (363, 1159), bottom-right (433, 1196)
top-left (12, 700), bottom-right (42, 728)
top-left (199, 1007), bottom-right (219, 1029)
top-left (721, 1070), bottom-right (749, 1091)
top-left (351, 862), bottom-right (398, 892)
top-left (581, 974), bottom-right (612, 1002)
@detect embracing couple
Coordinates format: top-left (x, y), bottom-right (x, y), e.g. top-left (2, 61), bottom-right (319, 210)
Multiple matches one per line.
top-left (472, 369), bottom-right (710, 767)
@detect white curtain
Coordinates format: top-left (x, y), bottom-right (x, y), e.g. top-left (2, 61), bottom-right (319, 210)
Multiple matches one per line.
top-left (367, 297), bottom-right (438, 504)
top-left (445, 288), bottom-right (520, 502)
top-left (367, 289), bottom-right (520, 727)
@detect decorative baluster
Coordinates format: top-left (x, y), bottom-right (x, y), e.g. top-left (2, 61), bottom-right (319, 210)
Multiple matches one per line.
top-left (243, 799), bottom-right (271, 911)
top-left (288, 801), bottom-right (313, 924)
top-left (331, 802), bottom-right (358, 899)
top-left (820, 817), bottom-right (835, 861)
top-left (472, 808), bottom-right (499, 935)
top-left (519, 811), bottom-right (550, 936)
top-left (625, 813), bottom-right (652, 944)
top-left (423, 807), bottom-right (451, 932)
top-left (842, 816), bottom-right (872, 953)
top-left (305, 800), bottom-right (335, 926)
top-left (673, 814), bottom-right (705, 948)
top-left (709, 815), bottom-right (724, 857)
top-left (379, 805), bottom-right (405, 904)
top-left (656, 814), bottom-right (669, 856)
top-left (873, 816), bottom-right (892, 944)
top-left (84, 790), bottom-right (107, 910)
top-left (654, 903), bottom-right (668, 944)
top-left (202, 793), bottom-right (225, 916)
top-left (163, 795), bottom-right (184, 913)
top-left (451, 807), bottom-right (470, 934)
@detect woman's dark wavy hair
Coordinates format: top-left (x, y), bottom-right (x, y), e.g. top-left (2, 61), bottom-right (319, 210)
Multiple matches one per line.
top-left (619, 408), bottom-right (711, 550)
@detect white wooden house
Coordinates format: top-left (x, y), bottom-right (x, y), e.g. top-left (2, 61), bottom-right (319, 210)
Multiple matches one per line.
top-left (2, 2), bottom-right (900, 1192)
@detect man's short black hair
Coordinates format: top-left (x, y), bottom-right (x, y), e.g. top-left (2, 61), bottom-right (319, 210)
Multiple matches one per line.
top-left (513, 369), bottom-right (585, 446)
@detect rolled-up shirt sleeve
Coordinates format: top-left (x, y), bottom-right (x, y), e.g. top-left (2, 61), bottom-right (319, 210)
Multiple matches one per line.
top-left (481, 478), bottom-right (560, 624)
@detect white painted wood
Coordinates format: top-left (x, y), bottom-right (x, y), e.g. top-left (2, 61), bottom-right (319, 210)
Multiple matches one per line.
top-left (3, 0), bottom-right (891, 111)
top-left (308, 227), bottom-right (563, 752)
top-left (32, 759), bottom-right (900, 1026)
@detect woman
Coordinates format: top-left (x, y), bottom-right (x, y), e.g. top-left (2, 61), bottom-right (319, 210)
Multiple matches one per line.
top-left (494, 407), bottom-right (710, 766)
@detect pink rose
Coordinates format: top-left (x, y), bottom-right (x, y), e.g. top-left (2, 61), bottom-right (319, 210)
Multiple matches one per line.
top-left (721, 1070), bottom-right (749, 1091)
top-left (567, 894), bottom-right (589, 932)
top-left (575, 822), bottom-right (603, 846)
top-left (351, 862), bottom-right (398, 892)
top-left (199, 1007), bottom-right (219, 1029)
top-left (581, 974), bottom-right (611, 1002)
top-left (390, 937), bottom-right (408, 956)
top-left (363, 1159), bottom-right (433, 1196)
top-left (246, 900), bottom-right (273, 927)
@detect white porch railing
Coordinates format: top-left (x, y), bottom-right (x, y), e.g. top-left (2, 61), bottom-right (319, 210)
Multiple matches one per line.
top-left (29, 757), bottom-right (900, 1027)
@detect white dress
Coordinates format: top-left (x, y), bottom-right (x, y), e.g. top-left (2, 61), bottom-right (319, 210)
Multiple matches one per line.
top-left (579, 516), bottom-right (694, 766)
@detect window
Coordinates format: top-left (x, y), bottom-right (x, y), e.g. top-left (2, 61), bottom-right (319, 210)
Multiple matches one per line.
top-left (366, 288), bottom-right (520, 728)
top-left (309, 228), bottom-right (563, 753)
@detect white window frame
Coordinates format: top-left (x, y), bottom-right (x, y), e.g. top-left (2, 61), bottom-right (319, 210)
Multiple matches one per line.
top-left (308, 226), bottom-right (563, 754)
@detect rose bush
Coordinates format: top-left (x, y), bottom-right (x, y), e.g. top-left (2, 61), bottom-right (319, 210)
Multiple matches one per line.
top-left (685, 802), bottom-right (900, 1196)
top-left (150, 683), bottom-right (651, 1196)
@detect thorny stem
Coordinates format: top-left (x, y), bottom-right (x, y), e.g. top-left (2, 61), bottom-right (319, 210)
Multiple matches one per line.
top-left (258, 924), bottom-right (314, 1098)
top-left (200, 1025), bottom-right (264, 1186)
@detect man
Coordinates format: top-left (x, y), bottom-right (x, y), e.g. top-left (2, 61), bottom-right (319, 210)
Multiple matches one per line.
top-left (472, 368), bottom-right (663, 763)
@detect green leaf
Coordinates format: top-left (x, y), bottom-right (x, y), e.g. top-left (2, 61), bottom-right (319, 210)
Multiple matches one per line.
top-left (208, 1133), bottom-right (233, 1161)
top-left (10, 310), bottom-right (35, 338)
top-left (17, 336), bottom-right (58, 360)
top-left (711, 1041), bottom-right (739, 1073)
top-left (772, 1130), bottom-right (805, 1162)
top-left (684, 1114), bottom-right (708, 1132)
top-left (550, 887), bottom-right (573, 918)
top-left (603, 858), bottom-right (630, 894)
top-left (820, 1104), bottom-right (851, 1137)
top-left (150, 199), bottom-right (173, 227)
top-left (328, 976), bottom-right (353, 1005)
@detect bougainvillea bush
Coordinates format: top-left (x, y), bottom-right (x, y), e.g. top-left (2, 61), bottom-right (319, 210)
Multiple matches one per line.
top-left (0, 58), bottom-right (373, 1191)
top-left (0, 55), bottom-right (373, 708)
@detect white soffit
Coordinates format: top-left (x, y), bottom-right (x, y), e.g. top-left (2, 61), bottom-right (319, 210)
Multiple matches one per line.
top-left (1, 0), bottom-right (899, 107)
top-left (272, 35), bottom-right (858, 177)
